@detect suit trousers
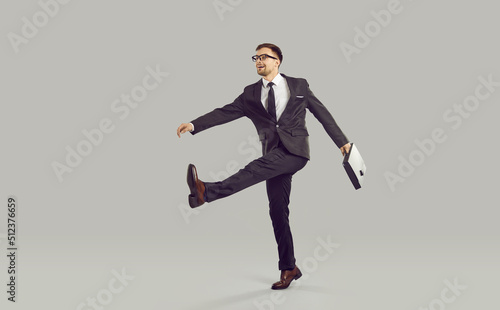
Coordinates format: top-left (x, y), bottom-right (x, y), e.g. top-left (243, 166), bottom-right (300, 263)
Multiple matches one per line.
top-left (204, 143), bottom-right (308, 270)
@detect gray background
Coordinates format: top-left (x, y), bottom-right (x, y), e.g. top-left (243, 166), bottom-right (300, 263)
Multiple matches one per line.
top-left (1, 0), bottom-right (499, 309)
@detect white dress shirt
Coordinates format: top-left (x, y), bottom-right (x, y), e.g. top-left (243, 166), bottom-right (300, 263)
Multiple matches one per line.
top-left (261, 73), bottom-right (290, 121)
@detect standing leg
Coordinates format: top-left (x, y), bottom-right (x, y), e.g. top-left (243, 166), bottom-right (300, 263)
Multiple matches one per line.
top-left (266, 173), bottom-right (296, 271)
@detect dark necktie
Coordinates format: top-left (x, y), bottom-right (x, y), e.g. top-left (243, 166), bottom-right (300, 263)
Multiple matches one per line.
top-left (267, 82), bottom-right (276, 120)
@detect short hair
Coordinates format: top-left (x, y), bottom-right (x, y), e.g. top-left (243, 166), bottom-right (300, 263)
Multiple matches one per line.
top-left (256, 43), bottom-right (283, 65)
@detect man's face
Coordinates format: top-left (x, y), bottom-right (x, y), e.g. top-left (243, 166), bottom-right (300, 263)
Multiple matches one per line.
top-left (255, 47), bottom-right (280, 77)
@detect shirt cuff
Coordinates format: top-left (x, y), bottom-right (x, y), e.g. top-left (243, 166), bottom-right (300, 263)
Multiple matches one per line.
top-left (189, 123), bottom-right (194, 132)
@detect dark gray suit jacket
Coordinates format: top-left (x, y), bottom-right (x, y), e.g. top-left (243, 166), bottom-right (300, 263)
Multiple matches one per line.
top-left (190, 74), bottom-right (349, 160)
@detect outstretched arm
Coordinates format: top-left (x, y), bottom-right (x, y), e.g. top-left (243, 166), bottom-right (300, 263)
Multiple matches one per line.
top-left (176, 93), bottom-right (246, 138)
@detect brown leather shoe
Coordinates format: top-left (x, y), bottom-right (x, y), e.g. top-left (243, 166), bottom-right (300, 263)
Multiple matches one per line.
top-left (187, 164), bottom-right (206, 208)
top-left (271, 266), bottom-right (302, 290)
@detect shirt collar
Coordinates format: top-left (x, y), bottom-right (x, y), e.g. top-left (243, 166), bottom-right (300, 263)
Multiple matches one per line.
top-left (261, 73), bottom-right (284, 88)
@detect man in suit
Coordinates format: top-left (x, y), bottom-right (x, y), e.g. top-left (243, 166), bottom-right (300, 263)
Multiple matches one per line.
top-left (177, 43), bottom-right (351, 290)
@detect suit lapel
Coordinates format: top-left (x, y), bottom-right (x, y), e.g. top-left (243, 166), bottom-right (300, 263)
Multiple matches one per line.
top-left (280, 73), bottom-right (296, 119)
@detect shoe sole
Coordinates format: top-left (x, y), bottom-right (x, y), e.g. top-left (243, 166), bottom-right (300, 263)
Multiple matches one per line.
top-left (187, 164), bottom-right (196, 207)
top-left (187, 164), bottom-right (202, 208)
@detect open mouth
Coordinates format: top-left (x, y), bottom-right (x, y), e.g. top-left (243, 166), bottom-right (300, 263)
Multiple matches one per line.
top-left (257, 65), bottom-right (265, 70)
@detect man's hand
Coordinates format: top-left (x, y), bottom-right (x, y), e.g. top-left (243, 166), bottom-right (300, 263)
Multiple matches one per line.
top-left (340, 143), bottom-right (351, 156)
top-left (177, 123), bottom-right (193, 138)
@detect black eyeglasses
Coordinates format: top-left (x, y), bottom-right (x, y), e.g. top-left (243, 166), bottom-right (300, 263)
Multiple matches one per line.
top-left (252, 54), bottom-right (278, 62)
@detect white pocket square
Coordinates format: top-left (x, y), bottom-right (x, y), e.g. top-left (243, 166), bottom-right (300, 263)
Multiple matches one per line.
top-left (296, 95), bottom-right (304, 98)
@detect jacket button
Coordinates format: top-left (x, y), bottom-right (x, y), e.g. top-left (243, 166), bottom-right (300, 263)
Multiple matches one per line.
top-left (276, 124), bottom-right (279, 128)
